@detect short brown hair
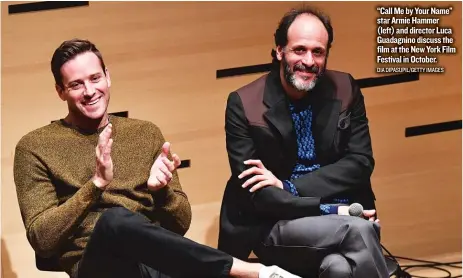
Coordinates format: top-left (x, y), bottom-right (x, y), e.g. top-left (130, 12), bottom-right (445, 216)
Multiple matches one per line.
top-left (51, 38), bottom-right (106, 89)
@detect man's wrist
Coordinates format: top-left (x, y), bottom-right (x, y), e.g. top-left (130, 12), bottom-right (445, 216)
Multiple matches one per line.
top-left (92, 176), bottom-right (109, 189)
top-left (337, 205), bottom-right (349, 216)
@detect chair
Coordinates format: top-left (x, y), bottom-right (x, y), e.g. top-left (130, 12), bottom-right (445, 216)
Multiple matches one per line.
top-left (385, 255), bottom-right (401, 277)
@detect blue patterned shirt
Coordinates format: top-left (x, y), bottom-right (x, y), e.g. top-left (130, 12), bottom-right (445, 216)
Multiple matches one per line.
top-left (282, 101), bottom-right (349, 215)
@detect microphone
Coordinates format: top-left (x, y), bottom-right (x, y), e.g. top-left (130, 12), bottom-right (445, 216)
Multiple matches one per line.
top-left (349, 203), bottom-right (381, 236)
top-left (348, 203), bottom-right (364, 217)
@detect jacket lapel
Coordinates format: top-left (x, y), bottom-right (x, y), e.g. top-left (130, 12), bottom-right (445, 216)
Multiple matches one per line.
top-left (262, 71), bottom-right (298, 163)
top-left (312, 97), bottom-right (341, 156)
top-left (264, 99), bottom-right (295, 146)
top-left (311, 74), bottom-right (342, 157)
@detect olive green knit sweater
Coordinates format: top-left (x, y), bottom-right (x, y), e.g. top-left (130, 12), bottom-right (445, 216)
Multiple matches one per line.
top-left (13, 115), bottom-right (192, 277)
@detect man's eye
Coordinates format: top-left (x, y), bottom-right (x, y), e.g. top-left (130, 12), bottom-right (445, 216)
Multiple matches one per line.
top-left (70, 83), bottom-right (82, 90)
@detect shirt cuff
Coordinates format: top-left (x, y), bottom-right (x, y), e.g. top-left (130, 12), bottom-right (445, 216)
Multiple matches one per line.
top-left (282, 180), bottom-right (299, 196)
top-left (320, 204), bottom-right (339, 215)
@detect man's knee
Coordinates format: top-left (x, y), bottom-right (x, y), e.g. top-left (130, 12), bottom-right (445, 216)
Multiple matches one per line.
top-left (319, 253), bottom-right (352, 278)
top-left (345, 217), bottom-right (380, 239)
top-left (96, 207), bottom-right (135, 232)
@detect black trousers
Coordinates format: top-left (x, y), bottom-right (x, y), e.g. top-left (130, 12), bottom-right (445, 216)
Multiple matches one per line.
top-left (77, 207), bottom-right (234, 278)
top-left (254, 215), bottom-right (389, 278)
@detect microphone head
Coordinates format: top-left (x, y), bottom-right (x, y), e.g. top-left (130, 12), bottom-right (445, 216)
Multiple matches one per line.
top-left (348, 203), bottom-right (364, 217)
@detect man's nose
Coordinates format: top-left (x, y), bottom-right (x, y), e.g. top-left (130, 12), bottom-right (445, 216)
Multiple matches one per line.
top-left (83, 82), bottom-right (96, 96)
top-left (301, 52), bottom-right (315, 66)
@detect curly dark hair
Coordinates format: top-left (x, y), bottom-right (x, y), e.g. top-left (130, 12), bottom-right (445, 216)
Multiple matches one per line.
top-left (271, 6), bottom-right (334, 65)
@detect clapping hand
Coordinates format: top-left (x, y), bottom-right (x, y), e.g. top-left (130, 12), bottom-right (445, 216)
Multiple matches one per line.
top-left (147, 142), bottom-right (181, 192)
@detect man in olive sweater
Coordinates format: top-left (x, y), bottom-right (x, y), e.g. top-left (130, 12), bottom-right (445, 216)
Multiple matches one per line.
top-left (13, 39), bottom-right (301, 278)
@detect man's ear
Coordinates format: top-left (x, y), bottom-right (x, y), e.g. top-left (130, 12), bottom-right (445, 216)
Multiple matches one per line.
top-left (56, 84), bottom-right (66, 101)
top-left (105, 68), bottom-right (111, 88)
top-left (276, 46), bottom-right (284, 61)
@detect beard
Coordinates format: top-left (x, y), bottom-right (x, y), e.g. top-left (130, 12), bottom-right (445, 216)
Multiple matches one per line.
top-left (282, 55), bottom-right (325, 93)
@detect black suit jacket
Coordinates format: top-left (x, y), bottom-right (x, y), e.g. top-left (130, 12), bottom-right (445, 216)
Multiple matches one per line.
top-left (218, 68), bottom-right (377, 260)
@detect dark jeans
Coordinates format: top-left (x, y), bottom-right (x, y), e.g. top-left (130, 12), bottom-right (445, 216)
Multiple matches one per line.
top-left (77, 207), bottom-right (233, 278)
top-left (254, 215), bottom-right (388, 278)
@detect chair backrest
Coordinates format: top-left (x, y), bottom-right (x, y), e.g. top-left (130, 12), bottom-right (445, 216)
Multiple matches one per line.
top-left (385, 256), bottom-right (400, 277)
top-left (35, 253), bottom-right (64, 272)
